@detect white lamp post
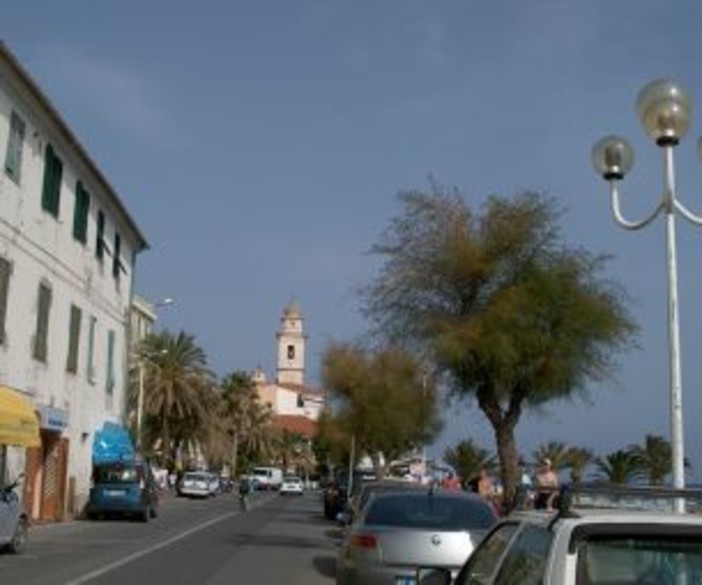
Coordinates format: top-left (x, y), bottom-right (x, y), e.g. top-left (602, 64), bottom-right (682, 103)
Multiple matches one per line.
top-left (592, 79), bottom-right (702, 509)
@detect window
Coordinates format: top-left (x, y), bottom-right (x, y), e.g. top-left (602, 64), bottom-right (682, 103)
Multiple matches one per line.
top-left (41, 144), bottom-right (63, 217)
top-left (73, 181), bottom-right (90, 243)
top-left (493, 524), bottom-right (553, 585)
top-left (106, 329), bottom-right (115, 395)
top-left (33, 282), bottom-right (52, 362)
top-left (287, 344), bottom-right (295, 359)
top-left (4, 111), bottom-right (25, 184)
top-left (66, 304), bottom-right (81, 373)
top-left (456, 523), bottom-right (520, 585)
top-left (87, 316), bottom-right (97, 383)
top-left (96, 210), bottom-right (105, 260)
top-left (0, 257), bottom-right (11, 345)
top-left (297, 393), bottom-right (304, 408)
top-left (112, 232), bottom-right (121, 278)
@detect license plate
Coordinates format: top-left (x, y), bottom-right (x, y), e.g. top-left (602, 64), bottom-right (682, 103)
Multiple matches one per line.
top-left (105, 489), bottom-right (125, 496)
top-left (396, 577), bottom-right (416, 585)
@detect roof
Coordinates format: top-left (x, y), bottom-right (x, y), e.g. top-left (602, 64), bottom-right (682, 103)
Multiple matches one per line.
top-left (0, 41), bottom-right (148, 252)
top-left (276, 382), bottom-right (325, 399)
top-left (273, 415), bottom-right (317, 438)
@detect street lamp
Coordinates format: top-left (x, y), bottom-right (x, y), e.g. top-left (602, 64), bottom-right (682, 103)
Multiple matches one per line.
top-left (591, 79), bottom-right (702, 508)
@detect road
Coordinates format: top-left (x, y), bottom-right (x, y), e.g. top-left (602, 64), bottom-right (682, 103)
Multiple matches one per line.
top-left (0, 490), bottom-right (339, 585)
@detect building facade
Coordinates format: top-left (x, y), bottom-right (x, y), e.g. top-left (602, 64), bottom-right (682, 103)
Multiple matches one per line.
top-left (0, 42), bottom-right (147, 521)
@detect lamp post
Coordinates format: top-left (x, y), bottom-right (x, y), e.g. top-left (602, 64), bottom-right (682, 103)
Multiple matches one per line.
top-left (591, 79), bottom-right (702, 509)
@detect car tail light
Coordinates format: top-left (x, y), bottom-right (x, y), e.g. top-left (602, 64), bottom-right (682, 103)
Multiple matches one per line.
top-left (350, 534), bottom-right (378, 549)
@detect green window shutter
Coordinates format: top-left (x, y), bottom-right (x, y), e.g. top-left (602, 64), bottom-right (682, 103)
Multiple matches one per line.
top-left (73, 182), bottom-right (90, 243)
top-left (87, 316), bottom-right (97, 383)
top-left (4, 111), bottom-right (25, 184)
top-left (0, 257), bottom-right (11, 345)
top-left (106, 330), bottom-right (115, 395)
top-left (112, 233), bottom-right (121, 278)
top-left (66, 304), bottom-right (81, 373)
top-left (96, 211), bottom-right (105, 260)
top-left (33, 282), bottom-right (52, 362)
top-left (41, 144), bottom-right (63, 217)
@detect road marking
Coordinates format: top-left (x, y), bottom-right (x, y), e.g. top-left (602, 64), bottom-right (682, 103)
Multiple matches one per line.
top-left (65, 511), bottom-right (239, 584)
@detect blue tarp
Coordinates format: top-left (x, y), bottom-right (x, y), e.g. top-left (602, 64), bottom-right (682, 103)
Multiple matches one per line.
top-left (92, 421), bottom-right (135, 464)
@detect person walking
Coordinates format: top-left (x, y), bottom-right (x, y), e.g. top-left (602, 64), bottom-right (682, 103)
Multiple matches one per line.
top-left (238, 475), bottom-right (253, 511)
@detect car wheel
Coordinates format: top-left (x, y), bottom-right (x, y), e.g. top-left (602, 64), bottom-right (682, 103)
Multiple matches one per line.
top-left (8, 517), bottom-right (28, 554)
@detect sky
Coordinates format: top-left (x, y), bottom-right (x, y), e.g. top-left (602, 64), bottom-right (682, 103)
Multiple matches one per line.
top-left (7, 0), bottom-right (702, 480)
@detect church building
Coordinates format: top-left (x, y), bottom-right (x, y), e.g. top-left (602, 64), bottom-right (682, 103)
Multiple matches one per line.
top-left (253, 301), bottom-right (325, 439)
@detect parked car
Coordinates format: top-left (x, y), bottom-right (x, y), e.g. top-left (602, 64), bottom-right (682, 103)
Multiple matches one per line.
top-left (0, 474), bottom-right (28, 553)
top-left (344, 479), bottom-right (427, 524)
top-left (86, 459), bottom-right (159, 522)
top-left (419, 483), bottom-right (702, 585)
top-left (324, 469), bottom-right (376, 520)
top-left (178, 472), bottom-right (213, 498)
top-left (280, 475), bottom-right (304, 496)
top-left (336, 488), bottom-right (498, 585)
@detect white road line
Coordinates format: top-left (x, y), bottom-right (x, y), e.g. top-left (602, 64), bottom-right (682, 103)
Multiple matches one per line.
top-left (64, 511), bottom-right (239, 584)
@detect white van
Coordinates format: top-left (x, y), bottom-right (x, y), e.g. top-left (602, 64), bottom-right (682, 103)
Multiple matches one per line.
top-left (251, 466), bottom-right (283, 490)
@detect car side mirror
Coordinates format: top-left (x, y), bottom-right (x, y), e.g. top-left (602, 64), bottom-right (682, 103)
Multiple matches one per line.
top-left (417, 568), bottom-right (452, 585)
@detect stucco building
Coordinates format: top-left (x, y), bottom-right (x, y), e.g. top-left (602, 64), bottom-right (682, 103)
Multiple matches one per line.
top-left (0, 42), bottom-right (147, 520)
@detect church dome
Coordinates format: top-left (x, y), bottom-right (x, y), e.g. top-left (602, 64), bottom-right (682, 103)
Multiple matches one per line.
top-left (283, 300), bottom-right (302, 319)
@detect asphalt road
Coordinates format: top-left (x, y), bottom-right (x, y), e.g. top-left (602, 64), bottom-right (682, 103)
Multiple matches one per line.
top-left (0, 490), bottom-right (339, 585)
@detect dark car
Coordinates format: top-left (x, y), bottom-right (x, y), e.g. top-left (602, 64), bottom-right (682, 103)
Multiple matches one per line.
top-left (324, 470), bottom-right (376, 520)
top-left (86, 459), bottom-right (159, 522)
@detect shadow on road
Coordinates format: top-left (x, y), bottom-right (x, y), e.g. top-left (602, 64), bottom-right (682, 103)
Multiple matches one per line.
top-left (312, 555), bottom-right (337, 578)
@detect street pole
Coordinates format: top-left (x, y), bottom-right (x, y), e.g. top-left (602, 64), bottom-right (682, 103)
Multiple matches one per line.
top-left (592, 79), bottom-right (702, 512)
top-left (136, 359), bottom-right (145, 451)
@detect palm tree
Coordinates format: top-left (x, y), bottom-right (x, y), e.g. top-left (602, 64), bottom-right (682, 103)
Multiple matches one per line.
top-left (220, 371), bottom-right (260, 477)
top-left (443, 439), bottom-right (497, 485)
top-left (628, 434), bottom-right (672, 486)
top-left (532, 441), bottom-right (570, 473)
top-left (137, 330), bottom-right (215, 466)
top-left (596, 449), bottom-right (644, 485)
top-left (564, 446), bottom-right (596, 485)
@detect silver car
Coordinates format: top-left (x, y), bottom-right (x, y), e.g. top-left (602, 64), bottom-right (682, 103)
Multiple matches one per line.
top-left (336, 488), bottom-right (498, 585)
top-left (0, 475), bottom-right (28, 554)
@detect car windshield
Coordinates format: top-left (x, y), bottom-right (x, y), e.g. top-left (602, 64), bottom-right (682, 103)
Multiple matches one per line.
top-left (94, 464), bottom-right (141, 484)
top-left (364, 493), bottom-right (497, 530)
top-left (184, 473), bottom-right (208, 482)
top-left (284, 476), bottom-right (301, 482)
top-left (580, 535), bottom-right (702, 584)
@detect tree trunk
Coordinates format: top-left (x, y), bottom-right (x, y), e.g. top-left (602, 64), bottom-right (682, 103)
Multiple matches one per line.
top-left (231, 432), bottom-right (240, 478)
top-left (493, 421), bottom-right (520, 512)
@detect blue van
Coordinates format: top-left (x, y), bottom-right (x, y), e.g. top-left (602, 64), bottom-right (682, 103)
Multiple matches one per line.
top-left (86, 459), bottom-right (159, 522)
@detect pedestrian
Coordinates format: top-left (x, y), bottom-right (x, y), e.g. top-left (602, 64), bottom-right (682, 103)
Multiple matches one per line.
top-left (534, 458), bottom-right (559, 510)
top-left (441, 472), bottom-right (462, 490)
top-left (468, 467), bottom-right (493, 498)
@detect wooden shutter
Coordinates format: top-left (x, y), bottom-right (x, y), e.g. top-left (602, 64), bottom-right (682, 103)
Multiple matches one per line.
top-left (73, 182), bottom-right (90, 243)
top-left (34, 283), bottom-right (52, 361)
top-left (106, 330), bottom-right (115, 394)
top-left (4, 111), bottom-right (25, 183)
top-left (41, 144), bottom-right (63, 217)
top-left (0, 257), bottom-right (11, 344)
top-left (66, 304), bottom-right (81, 373)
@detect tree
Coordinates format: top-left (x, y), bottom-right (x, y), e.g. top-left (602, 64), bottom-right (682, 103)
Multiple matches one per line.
top-left (596, 449), bottom-right (644, 485)
top-left (220, 370), bottom-right (260, 478)
top-left (321, 342), bottom-right (442, 478)
top-left (532, 441), bottom-right (570, 473)
top-left (362, 187), bottom-right (638, 502)
top-left (563, 446), bottom-right (596, 485)
top-left (627, 434), bottom-right (686, 486)
top-left (134, 330), bottom-right (215, 466)
top-left (443, 439), bottom-right (497, 485)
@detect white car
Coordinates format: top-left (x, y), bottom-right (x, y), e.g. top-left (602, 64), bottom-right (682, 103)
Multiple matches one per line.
top-left (178, 472), bottom-right (212, 498)
top-left (420, 483), bottom-right (702, 585)
top-left (280, 475), bottom-right (304, 496)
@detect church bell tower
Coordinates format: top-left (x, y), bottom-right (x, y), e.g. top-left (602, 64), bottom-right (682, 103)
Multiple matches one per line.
top-left (276, 301), bottom-right (306, 385)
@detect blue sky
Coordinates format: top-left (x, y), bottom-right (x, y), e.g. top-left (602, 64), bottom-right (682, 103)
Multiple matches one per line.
top-left (7, 1), bottom-right (702, 479)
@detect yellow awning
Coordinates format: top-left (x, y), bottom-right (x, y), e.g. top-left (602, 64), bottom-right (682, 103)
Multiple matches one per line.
top-left (0, 386), bottom-right (40, 447)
